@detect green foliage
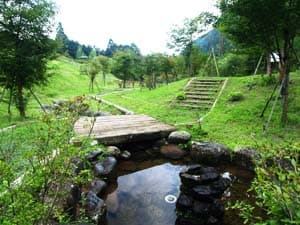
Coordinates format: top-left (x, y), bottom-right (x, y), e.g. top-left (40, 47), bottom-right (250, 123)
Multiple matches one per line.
top-left (218, 53), bottom-right (250, 76)
top-left (176, 91), bottom-right (186, 100)
top-left (0, 0), bottom-right (56, 117)
top-left (228, 91), bottom-right (244, 102)
top-left (229, 143), bottom-right (300, 225)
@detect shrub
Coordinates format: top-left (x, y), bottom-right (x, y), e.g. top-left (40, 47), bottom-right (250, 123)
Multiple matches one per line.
top-left (228, 91), bottom-right (244, 102)
top-left (176, 92), bottom-right (186, 100)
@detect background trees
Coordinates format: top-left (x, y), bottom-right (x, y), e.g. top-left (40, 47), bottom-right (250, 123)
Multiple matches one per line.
top-left (0, 0), bottom-right (56, 117)
top-left (218, 0), bottom-right (300, 122)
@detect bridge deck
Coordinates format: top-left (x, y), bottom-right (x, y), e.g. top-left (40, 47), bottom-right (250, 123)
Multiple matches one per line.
top-left (74, 115), bottom-right (175, 145)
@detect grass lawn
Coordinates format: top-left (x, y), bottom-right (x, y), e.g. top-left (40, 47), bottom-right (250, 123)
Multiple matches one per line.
top-left (103, 73), bottom-right (300, 149)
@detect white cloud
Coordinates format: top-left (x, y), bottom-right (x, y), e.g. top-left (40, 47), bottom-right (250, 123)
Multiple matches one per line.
top-left (54, 0), bottom-right (218, 55)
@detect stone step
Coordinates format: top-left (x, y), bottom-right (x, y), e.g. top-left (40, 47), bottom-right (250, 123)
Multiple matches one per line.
top-left (180, 99), bottom-right (214, 104)
top-left (177, 103), bottom-right (211, 109)
top-left (191, 81), bottom-right (222, 85)
top-left (185, 91), bottom-right (216, 96)
top-left (188, 88), bottom-right (219, 92)
top-left (185, 95), bottom-right (214, 100)
top-left (188, 84), bottom-right (220, 88)
top-left (194, 79), bottom-right (223, 83)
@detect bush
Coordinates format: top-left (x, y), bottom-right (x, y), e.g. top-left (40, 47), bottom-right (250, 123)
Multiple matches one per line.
top-left (229, 142), bottom-right (300, 225)
top-left (176, 92), bottom-right (186, 100)
top-left (228, 91), bottom-right (244, 102)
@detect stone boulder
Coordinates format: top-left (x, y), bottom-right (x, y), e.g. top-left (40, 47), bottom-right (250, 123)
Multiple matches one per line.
top-left (120, 150), bottom-right (131, 159)
top-left (107, 146), bottom-right (121, 158)
top-left (94, 156), bottom-right (117, 178)
top-left (160, 144), bottom-right (187, 160)
top-left (89, 179), bottom-right (107, 196)
top-left (168, 131), bottom-right (191, 144)
top-left (233, 147), bottom-right (260, 171)
top-left (190, 142), bottom-right (231, 165)
top-left (93, 111), bottom-right (112, 117)
top-left (86, 149), bottom-right (103, 162)
top-left (85, 191), bottom-right (106, 223)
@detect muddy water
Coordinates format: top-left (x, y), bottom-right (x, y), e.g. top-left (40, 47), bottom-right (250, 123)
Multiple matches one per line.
top-left (103, 158), bottom-right (255, 225)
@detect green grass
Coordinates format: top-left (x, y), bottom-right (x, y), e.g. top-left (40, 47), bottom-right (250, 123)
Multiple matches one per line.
top-left (0, 56), bottom-right (120, 128)
top-left (103, 73), bottom-right (300, 149)
top-left (102, 79), bottom-right (207, 124)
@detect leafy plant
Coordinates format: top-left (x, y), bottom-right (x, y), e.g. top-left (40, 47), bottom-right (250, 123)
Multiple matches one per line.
top-left (176, 91), bottom-right (186, 100)
top-left (228, 91), bottom-right (244, 102)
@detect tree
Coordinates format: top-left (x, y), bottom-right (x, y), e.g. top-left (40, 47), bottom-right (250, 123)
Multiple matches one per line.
top-left (80, 58), bottom-right (102, 91)
top-left (218, 0), bottom-right (300, 123)
top-left (111, 50), bottom-right (136, 88)
top-left (160, 54), bottom-right (174, 84)
top-left (96, 55), bottom-right (111, 85)
top-left (168, 12), bottom-right (216, 75)
top-left (0, 0), bottom-right (56, 117)
top-left (143, 53), bottom-right (163, 89)
top-left (55, 22), bottom-right (69, 54)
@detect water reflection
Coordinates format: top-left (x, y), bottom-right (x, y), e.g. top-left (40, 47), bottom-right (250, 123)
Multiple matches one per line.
top-left (105, 163), bottom-right (186, 225)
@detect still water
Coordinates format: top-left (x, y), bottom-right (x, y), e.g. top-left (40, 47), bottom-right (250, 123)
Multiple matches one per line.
top-left (103, 159), bottom-right (254, 225)
top-left (105, 163), bottom-right (186, 225)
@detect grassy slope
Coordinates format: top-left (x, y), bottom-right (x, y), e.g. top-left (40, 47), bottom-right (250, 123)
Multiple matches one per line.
top-left (103, 73), bottom-right (300, 149)
top-left (0, 56), bottom-right (119, 127)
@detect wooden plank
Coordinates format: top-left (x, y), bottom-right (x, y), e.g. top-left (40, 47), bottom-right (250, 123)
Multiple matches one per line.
top-left (74, 115), bottom-right (176, 145)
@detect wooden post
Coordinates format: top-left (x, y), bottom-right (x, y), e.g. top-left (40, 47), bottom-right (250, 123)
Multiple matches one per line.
top-left (212, 48), bottom-right (220, 77)
top-left (254, 54), bottom-right (263, 75)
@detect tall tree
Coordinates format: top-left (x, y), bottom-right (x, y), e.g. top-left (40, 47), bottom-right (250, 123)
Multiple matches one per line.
top-left (55, 22), bottom-right (69, 54)
top-left (111, 50), bottom-right (136, 88)
top-left (168, 12), bottom-right (216, 75)
top-left (218, 0), bottom-right (300, 123)
top-left (96, 55), bottom-right (111, 85)
top-left (0, 0), bottom-right (56, 117)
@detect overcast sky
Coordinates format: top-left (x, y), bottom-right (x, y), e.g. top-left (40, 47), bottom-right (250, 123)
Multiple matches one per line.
top-left (54, 0), bottom-right (218, 55)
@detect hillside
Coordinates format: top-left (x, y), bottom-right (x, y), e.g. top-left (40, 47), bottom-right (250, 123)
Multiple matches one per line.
top-left (0, 56), bottom-right (119, 127)
top-left (103, 73), bottom-right (300, 149)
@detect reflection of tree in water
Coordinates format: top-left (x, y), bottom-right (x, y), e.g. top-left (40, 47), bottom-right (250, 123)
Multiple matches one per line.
top-left (106, 163), bottom-right (184, 225)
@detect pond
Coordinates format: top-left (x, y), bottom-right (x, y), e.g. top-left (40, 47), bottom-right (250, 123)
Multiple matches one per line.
top-left (103, 158), bottom-right (254, 225)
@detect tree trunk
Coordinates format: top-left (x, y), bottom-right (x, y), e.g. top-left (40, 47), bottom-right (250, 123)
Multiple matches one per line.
top-left (103, 72), bottom-right (106, 86)
top-left (279, 37), bottom-right (291, 124)
top-left (17, 81), bottom-right (25, 117)
top-left (165, 72), bottom-right (169, 84)
top-left (266, 54), bottom-right (272, 76)
top-left (122, 79), bottom-right (126, 88)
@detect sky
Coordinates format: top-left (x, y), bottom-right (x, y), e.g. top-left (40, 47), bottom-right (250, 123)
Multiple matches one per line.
top-left (54, 0), bottom-right (218, 55)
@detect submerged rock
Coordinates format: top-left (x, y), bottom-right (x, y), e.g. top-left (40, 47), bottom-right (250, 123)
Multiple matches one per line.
top-left (94, 156), bottom-right (117, 177)
top-left (190, 142), bottom-right (231, 165)
top-left (120, 150), bottom-right (131, 159)
top-left (160, 144), bottom-right (187, 159)
top-left (168, 131), bottom-right (191, 144)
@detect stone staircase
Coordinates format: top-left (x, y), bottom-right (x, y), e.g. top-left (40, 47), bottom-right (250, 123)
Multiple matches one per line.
top-left (177, 78), bottom-right (224, 110)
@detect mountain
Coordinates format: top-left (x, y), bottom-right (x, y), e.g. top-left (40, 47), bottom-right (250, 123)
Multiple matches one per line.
top-left (195, 29), bottom-right (232, 55)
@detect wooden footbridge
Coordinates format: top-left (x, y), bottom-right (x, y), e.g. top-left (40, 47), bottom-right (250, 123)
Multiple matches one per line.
top-left (74, 115), bottom-right (175, 145)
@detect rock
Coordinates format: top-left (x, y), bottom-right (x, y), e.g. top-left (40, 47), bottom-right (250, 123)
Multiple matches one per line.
top-left (120, 150), bottom-right (131, 159)
top-left (93, 111), bottom-right (112, 117)
top-left (190, 142), bottom-right (231, 165)
top-left (80, 110), bottom-right (94, 117)
top-left (168, 131), bottom-right (191, 144)
top-left (86, 149), bottom-right (103, 162)
top-left (94, 156), bottom-right (117, 177)
top-left (153, 138), bottom-right (167, 148)
top-left (85, 191), bottom-right (106, 222)
top-left (192, 201), bottom-right (211, 216)
top-left (89, 179), bottom-right (107, 196)
top-left (71, 157), bottom-right (84, 175)
top-left (107, 146), bottom-right (121, 157)
top-left (192, 178), bottom-right (231, 199)
top-left (64, 184), bottom-right (81, 217)
top-left (233, 147), bottom-right (260, 171)
top-left (160, 144), bottom-right (187, 159)
top-left (90, 140), bottom-right (98, 146)
top-left (52, 99), bottom-right (68, 106)
top-left (176, 193), bottom-right (193, 210)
